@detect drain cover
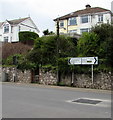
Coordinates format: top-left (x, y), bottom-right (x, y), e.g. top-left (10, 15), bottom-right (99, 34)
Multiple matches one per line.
top-left (72, 98), bottom-right (102, 105)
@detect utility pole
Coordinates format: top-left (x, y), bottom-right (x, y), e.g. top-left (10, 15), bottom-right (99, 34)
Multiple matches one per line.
top-left (57, 18), bottom-right (59, 37)
top-left (56, 18), bottom-right (60, 85)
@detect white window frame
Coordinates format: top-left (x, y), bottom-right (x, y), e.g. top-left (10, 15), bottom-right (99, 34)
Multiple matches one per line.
top-left (68, 17), bottom-right (77, 26)
top-left (4, 36), bottom-right (9, 42)
top-left (59, 21), bottom-right (64, 28)
top-left (98, 14), bottom-right (103, 22)
top-left (4, 24), bottom-right (9, 33)
top-left (81, 15), bottom-right (89, 23)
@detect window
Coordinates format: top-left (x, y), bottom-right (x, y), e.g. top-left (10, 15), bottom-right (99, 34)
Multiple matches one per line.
top-left (59, 21), bottom-right (64, 27)
top-left (4, 24), bottom-right (9, 33)
top-left (98, 15), bottom-right (103, 22)
top-left (69, 30), bottom-right (77, 33)
top-left (80, 28), bottom-right (89, 34)
top-left (4, 36), bottom-right (8, 42)
top-left (81, 15), bottom-right (88, 23)
top-left (68, 17), bottom-right (77, 25)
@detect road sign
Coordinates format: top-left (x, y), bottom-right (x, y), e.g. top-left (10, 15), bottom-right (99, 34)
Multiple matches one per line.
top-left (82, 57), bottom-right (98, 65)
top-left (69, 57), bottom-right (98, 65)
top-left (69, 58), bottom-right (81, 65)
top-left (68, 57), bottom-right (98, 84)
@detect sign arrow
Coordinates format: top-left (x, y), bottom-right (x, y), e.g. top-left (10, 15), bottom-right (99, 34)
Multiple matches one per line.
top-left (94, 57), bottom-right (98, 64)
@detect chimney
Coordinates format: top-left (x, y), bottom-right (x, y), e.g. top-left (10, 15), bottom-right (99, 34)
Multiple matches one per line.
top-left (86, 4), bottom-right (91, 9)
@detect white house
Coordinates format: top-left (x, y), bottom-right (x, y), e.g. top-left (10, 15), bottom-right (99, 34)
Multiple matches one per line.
top-left (54, 5), bottom-right (113, 35)
top-left (0, 17), bottom-right (40, 42)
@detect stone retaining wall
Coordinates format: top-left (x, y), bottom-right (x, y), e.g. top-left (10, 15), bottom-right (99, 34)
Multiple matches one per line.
top-left (74, 72), bottom-right (112, 90)
top-left (39, 70), bottom-right (112, 90)
top-left (2, 67), bottom-right (112, 90)
top-left (2, 67), bottom-right (31, 83)
top-left (39, 69), bottom-right (57, 85)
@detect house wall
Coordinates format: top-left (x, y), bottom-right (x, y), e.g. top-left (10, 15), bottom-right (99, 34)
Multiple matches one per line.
top-left (0, 22), bottom-right (12, 42)
top-left (0, 28), bottom-right (2, 41)
top-left (19, 18), bottom-right (38, 34)
top-left (11, 26), bottom-right (19, 42)
top-left (59, 19), bottom-right (68, 34)
top-left (57, 12), bottom-right (112, 35)
top-left (0, 22), bottom-right (19, 42)
top-left (0, 18), bottom-right (39, 42)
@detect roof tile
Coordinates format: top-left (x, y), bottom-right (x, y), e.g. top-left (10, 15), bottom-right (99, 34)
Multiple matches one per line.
top-left (7, 17), bottom-right (29, 25)
top-left (54, 7), bottom-right (111, 21)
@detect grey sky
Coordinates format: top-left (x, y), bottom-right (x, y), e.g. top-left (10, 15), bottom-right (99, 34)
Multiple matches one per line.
top-left (0, 0), bottom-right (112, 36)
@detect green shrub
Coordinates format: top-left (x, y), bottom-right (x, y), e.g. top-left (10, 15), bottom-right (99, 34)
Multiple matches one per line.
top-left (19, 31), bottom-right (39, 45)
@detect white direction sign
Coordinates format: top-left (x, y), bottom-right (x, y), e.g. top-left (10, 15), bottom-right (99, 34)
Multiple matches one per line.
top-left (69, 58), bottom-right (82, 65)
top-left (69, 57), bottom-right (98, 65)
top-left (82, 57), bottom-right (98, 65)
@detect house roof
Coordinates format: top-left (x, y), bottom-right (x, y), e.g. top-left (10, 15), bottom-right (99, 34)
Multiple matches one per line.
top-left (7, 17), bottom-right (30, 25)
top-left (0, 17), bottom-right (29, 27)
top-left (0, 22), bottom-right (3, 27)
top-left (0, 17), bottom-right (40, 33)
top-left (54, 7), bottom-right (112, 21)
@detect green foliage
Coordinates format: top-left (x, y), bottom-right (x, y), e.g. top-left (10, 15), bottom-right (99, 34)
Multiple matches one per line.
top-left (58, 81), bottom-right (66, 86)
top-left (43, 29), bottom-right (55, 35)
top-left (4, 24), bottom-right (113, 73)
top-left (17, 58), bottom-right (36, 70)
top-left (77, 32), bottom-right (99, 57)
top-left (27, 35), bottom-right (77, 72)
top-left (4, 54), bottom-right (36, 70)
top-left (19, 31), bottom-right (39, 45)
top-left (4, 54), bottom-right (22, 65)
top-left (91, 23), bottom-right (113, 69)
top-left (77, 23), bottom-right (113, 72)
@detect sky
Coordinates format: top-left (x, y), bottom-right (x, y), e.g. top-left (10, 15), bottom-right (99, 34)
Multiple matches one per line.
top-left (0, 0), bottom-right (113, 36)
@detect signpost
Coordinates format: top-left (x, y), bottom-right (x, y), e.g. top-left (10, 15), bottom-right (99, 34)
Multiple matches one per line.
top-left (68, 57), bottom-right (98, 84)
top-left (69, 57), bottom-right (98, 65)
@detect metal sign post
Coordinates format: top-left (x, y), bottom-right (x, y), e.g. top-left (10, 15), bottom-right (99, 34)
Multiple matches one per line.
top-left (92, 64), bottom-right (94, 84)
top-left (68, 57), bottom-right (98, 84)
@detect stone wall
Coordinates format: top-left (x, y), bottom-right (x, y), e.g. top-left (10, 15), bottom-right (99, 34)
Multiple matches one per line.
top-left (2, 67), bottom-right (112, 90)
top-left (39, 70), bottom-right (112, 90)
top-left (2, 67), bottom-right (31, 83)
top-left (39, 69), bottom-right (57, 85)
top-left (74, 72), bottom-right (112, 90)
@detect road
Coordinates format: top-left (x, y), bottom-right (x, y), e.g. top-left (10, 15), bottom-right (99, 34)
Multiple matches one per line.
top-left (2, 83), bottom-right (112, 118)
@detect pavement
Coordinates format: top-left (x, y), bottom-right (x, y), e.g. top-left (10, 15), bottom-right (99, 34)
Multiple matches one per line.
top-left (1, 82), bottom-right (112, 118)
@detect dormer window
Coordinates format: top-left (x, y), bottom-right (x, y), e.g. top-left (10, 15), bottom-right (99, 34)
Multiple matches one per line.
top-left (4, 24), bottom-right (9, 33)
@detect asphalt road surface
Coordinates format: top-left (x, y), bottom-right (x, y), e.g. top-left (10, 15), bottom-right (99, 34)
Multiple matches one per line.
top-left (2, 83), bottom-right (112, 118)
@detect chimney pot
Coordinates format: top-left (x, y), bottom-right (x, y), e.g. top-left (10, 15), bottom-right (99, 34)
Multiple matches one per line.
top-left (86, 4), bottom-right (91, 9)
